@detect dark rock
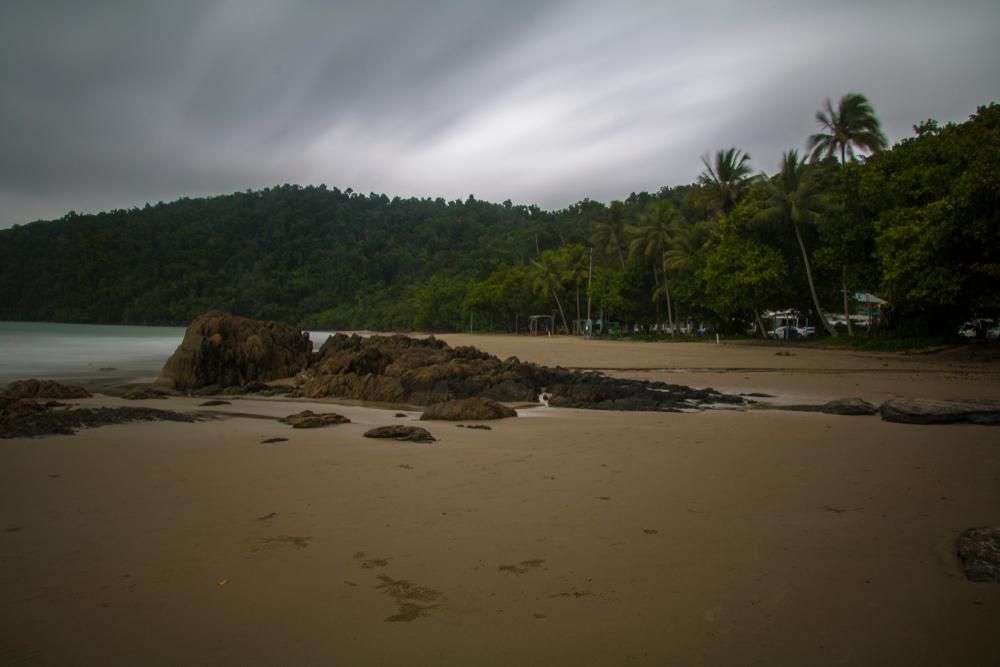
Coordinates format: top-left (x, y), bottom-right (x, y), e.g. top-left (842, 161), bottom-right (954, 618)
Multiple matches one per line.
top-left (364, 425), bottom-right (436, 443)
top-left (880, 398), bottom-right (1000, 425)
top-left (821, 398), bottom-right (879, 416)
top-left (157, 311), bottom-right (312, 391)
top-left (279, 410), bottom-right (351, 428)
top-left (167, 321), bottom-right (746, 413)
top-left (394, 413), bottom-right (408, 418)
top-left (956, 527), bottom-right (1000, 582)
top-left (3, 379), bottom-right (91, 400)
top-left (198, 400), bottom-right (231, 407)
top-left (192, 384), bottom-right (223, 397)
top-left (261, 437), bottom-right (289, 444)
top-left (1, 404), bottom-right (197, 439)
top-left (121, 386), bottom-right (169, 400)
top-left (420, 397), bottom-right (517, 421)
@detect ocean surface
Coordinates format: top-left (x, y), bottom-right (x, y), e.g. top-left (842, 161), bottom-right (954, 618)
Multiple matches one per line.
top-left (0, 322), bottom-right (340, 385)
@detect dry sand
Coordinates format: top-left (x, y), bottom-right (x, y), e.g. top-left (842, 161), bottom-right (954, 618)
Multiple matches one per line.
top-left (2, 337), bottom-right (999, 665)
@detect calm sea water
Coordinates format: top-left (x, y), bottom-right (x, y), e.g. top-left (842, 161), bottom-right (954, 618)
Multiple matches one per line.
top-left (0, 322), bottom-right (186, 384)
top-left (0, 322), bottom-right (342, 385)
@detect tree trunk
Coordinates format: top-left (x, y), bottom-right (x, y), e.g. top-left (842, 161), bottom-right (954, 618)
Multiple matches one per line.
top-left (792, 220), bottom-right (837, 337)
top-left (842, 264), bottom-right (854, 336)
top-left (551, 286), bottom-right (570, 335)
top-left (652, 266), bottom-right (661, 330)
top-left (664, 280), bottom-right (675, 337)
top-left (754, 309), bottom-right (768, 339)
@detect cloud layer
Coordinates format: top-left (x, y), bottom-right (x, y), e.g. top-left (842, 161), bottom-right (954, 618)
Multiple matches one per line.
top-left (1, 0), bottom-right (997, 226)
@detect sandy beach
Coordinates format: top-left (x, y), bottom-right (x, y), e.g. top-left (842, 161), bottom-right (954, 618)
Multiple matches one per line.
top-left (2, 336), bottom-right (999, 665)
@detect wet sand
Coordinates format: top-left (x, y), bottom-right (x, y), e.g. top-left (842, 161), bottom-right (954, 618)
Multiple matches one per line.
top-left (2, 337), bottom-right (999, 665)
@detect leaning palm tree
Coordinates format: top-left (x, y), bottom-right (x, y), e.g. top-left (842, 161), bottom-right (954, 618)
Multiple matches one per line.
top-left (698, 147), bottom-right (753, 219)
top-left (629, 200), bottom-right (682, 335)
top-left (808, 93), bottom-right (888, 163)
top-left (759, 150), bottom-right (837, 337)
top-left (530, 253), bottom-right (570, 334)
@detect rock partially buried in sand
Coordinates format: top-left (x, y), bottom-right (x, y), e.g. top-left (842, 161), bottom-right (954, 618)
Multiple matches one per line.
top-left (279, 410), bottom-right (350, 428)
top-left (2, 379), bottom-right (91, 400)
top-left (420, 397), bottom-right (516, 421)
top-left (364, 425), bottom-right (436, 443)
top-left (157, 311), bottom-right (312, 391)
top-left (1, 403), bottom-right (198, 439)
top-left (821, 398), bottom-right (878, 416)
top-left (879, 398), bottom-right (1000, 425)
top-left (956, 527), bottom-right (1000, 583)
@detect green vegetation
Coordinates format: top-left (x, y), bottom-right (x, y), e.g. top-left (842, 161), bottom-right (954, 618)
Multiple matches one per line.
top-left (0, 99), bottom-right (996, 337)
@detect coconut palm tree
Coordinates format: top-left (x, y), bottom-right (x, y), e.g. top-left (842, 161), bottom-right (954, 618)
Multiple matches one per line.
top-left (759, 150), bottom-right (837, 337)
top-left (698, 147), bottom-right (753, 219)
top-left (530, 252), bottom-right (570, 334)
top-left (591, 201), bottom-right (629, 270)
top-left (629, 200), bottom-right (683, 335)
top-left (560, 245), bottom-right (590, 334)
top-left (808, 93), bottom-right (888, 163)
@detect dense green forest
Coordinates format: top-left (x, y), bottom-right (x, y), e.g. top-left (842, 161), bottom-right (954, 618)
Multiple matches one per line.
top-left (1, 100), bottom-right (996, 336)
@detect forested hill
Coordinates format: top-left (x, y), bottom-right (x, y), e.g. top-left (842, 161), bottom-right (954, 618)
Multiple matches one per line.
top-left (1, 102), bottom-right (997, 335)
top-left (0, 188), bottom-right (563, 327)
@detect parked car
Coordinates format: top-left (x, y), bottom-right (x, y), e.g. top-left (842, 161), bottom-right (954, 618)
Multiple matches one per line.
top-left (767, 326), bottom-right (803, 340)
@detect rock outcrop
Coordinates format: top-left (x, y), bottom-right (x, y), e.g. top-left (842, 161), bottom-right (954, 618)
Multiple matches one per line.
top-left (301, 332), bottom-right (745, 411)
top-left (157, 311), bottom-right (312, 391)
top-left (879, 398), bottom-right (1000, 425)
top-left (3, 379), bottom-right (91, 400)
top-left (1, 401), bottom-right (197, 439)
top-left (420, 398), bottom-right (517, 421)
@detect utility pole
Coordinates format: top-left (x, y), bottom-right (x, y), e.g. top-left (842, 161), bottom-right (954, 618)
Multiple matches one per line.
top-left (586, 246), bottom-right (593, 338)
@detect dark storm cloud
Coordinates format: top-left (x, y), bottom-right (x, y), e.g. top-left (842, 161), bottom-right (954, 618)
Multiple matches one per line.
top-left (1, 0), bottom-right (998, 226)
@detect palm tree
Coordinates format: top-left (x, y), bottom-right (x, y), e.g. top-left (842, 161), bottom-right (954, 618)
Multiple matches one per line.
top-left (808, 93), bottom-right (888, 163)
top-left (559, 245), bottom-right (590, 334)
top-left (759, 150), bottom-right (837, 337)
top-left (592, 201), bottom-right (629, 269)
top-left (698, 147), bottom-right (753, 219)
top-left (629, 201), bottom-right (682, 335)
top-left (530, 253), bottom-right (570, 334)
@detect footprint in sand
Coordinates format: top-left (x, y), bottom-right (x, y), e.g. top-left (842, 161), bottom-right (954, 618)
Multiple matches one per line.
top-left (251, 535), bottom-right (310, 552)
top-left (354, 552), bottom-right (390, 569)
top-left (375, 574), bottom-right (443, 622)
top-left (498, 559), bottom-right (546, 575)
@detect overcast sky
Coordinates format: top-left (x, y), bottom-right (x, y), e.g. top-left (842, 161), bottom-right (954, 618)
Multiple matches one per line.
top-left (1, 0), bottom-right (997, 227)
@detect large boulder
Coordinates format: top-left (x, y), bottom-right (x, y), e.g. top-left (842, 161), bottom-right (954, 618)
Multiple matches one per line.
top-left (879, 398), bottom-right (1000, 425)
top-left (420, 397), bottom-right (517, 421)
top-left (157, 311), bottom-right (312, 391)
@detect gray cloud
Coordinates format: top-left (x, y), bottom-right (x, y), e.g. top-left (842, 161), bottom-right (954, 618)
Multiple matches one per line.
top-left (1, 0), bottom-right (997, 226)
